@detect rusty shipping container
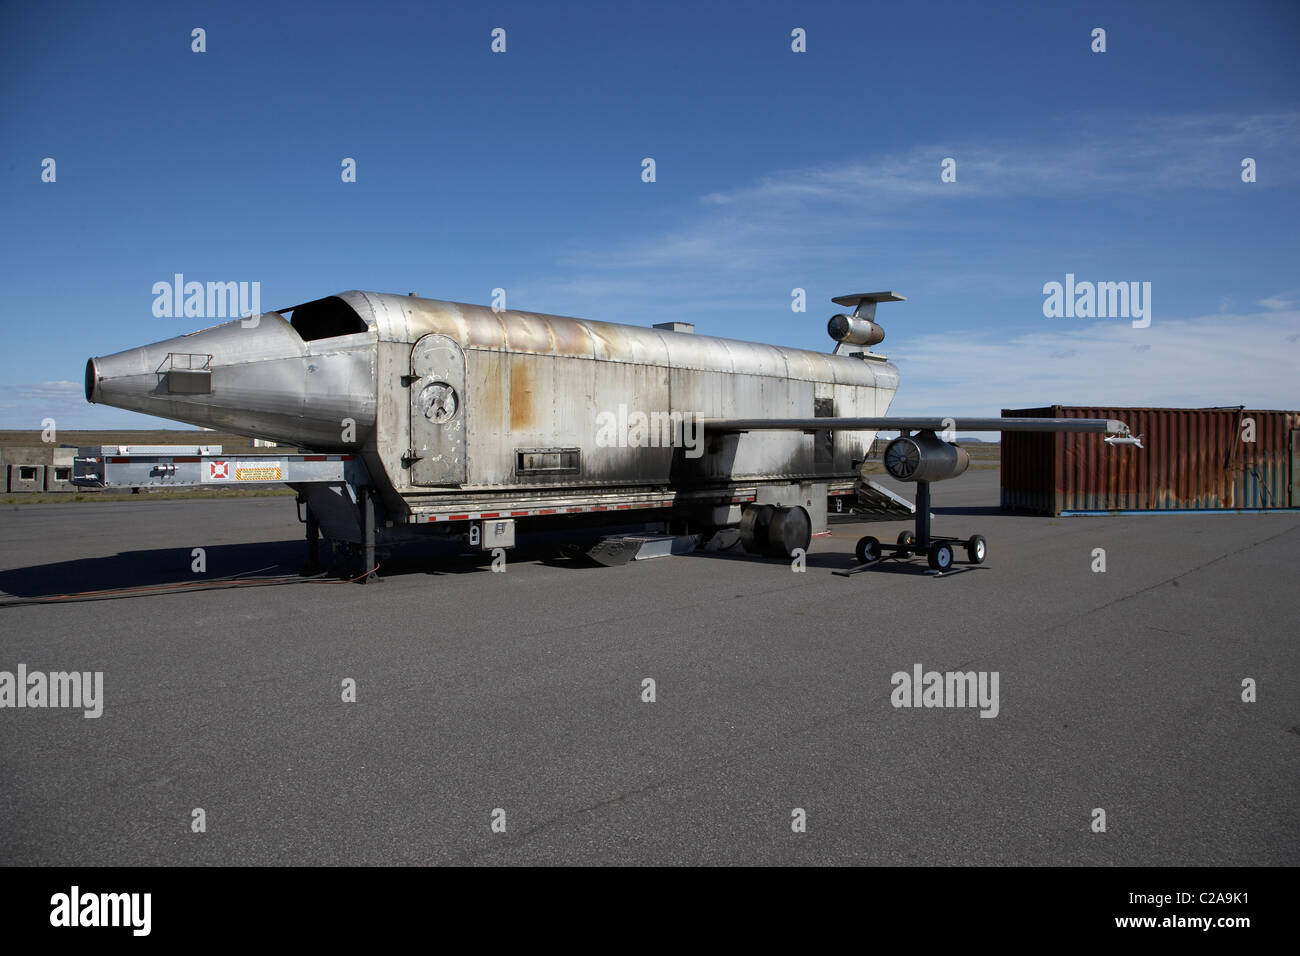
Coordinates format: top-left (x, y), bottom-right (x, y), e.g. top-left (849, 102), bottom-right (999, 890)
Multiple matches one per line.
top-left (1000, 406), bottom-right (1300, 515)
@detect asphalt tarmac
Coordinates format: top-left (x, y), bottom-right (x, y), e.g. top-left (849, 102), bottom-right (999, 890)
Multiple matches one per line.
top-left (1, 471), bottom-right (1296, 865)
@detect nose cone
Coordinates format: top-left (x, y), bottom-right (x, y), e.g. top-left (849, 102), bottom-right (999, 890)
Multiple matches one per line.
top-left (85, 312), bottom-right (376, 450)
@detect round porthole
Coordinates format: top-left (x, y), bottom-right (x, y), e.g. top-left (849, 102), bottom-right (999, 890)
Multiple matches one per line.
top-left (418, 382), bottom-right (459, 423)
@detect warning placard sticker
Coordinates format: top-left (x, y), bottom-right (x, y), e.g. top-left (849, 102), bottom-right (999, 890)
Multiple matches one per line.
top-left (234, 461), bottom-right (283, 482)
top-left (202, 460), bottom-right (283, 482)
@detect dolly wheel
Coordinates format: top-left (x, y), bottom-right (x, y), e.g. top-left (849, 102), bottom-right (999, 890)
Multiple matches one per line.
top-left (856, 536), bottom-right (881, 564)
top-left (896, 530), bottom-right (916, 557)
top-left (966, 534), bottom-right (987, 565)
top-left (928, 542), bottom-right (954, 571)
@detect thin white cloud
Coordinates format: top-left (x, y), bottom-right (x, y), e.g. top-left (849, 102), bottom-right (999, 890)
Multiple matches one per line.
top-left (700, 111), bottom-right (1298, 208)
top-left (0, 380), bottom-right (175, 430)
top-left (1256, 292), bottom-right (1296, 311)
top-left (0, 380), bottom-right (82, 408)
top-left (885, 307), bottom-right (1300, 417)
top-left (553, 111), bottom-right (1299, 281)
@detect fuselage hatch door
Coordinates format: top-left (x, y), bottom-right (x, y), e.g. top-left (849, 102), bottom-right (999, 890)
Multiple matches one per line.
top-left (409, 333), bottom-right (467, 486)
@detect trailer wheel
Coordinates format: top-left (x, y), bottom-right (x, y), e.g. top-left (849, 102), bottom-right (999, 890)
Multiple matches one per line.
top-left (855, 536), bottom-right (881, 564)
top-left (764, 505), bottom-right (812, 558)
top-left (896, 530), bottom-right (916, 558)
top-left (927, 542), bottom-right (954, 571)
top-left (965, 534), bottom-right (987, 565)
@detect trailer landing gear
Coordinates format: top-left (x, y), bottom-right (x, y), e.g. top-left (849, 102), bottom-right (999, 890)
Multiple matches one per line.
top-left (835, 481), bottom-right (988, 578)
top-left (298, 496), bottom-right (323, 575)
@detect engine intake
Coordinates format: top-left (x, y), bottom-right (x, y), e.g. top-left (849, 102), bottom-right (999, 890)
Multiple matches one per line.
top-left (883, 432), bottom-right (970, 483)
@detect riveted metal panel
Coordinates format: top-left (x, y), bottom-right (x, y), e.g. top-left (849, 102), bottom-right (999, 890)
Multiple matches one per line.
top-left (463, 348), bottom-right (511, 484)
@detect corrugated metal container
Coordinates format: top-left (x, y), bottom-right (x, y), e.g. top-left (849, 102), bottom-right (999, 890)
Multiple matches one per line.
top-left (1000, 406), bottom-right (1300, 514)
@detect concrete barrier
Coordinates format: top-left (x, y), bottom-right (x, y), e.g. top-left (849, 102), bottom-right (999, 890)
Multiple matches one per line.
top-left (7, 464), bottom-right (45, 493)
top-left (45, 463), bottom-right (75, 493)
top-left (1, 446), bottom-right (82, 493)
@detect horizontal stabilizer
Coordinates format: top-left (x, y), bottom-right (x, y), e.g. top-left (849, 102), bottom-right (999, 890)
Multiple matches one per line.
top-left (831, 292), bottom-right (906, 308)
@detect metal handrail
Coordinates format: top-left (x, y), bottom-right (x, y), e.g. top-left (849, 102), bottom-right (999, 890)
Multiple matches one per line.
top-left (156, 352), bottom-right (212, 373)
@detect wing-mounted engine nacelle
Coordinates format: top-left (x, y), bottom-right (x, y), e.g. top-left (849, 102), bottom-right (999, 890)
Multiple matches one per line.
top-left (883, 431), bottom-right (970, 483)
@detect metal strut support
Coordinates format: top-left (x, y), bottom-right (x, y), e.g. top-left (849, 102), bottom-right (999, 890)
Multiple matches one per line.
top-left (914, 481), bottom-right (932, 550)
top-left (303, 501), bottom-right (321, 575)
top-left (360, 487), bottom-right (379, 584)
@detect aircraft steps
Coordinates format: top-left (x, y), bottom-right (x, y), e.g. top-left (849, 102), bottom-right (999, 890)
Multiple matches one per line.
top-left (851, 478), bottom-right (921, 521)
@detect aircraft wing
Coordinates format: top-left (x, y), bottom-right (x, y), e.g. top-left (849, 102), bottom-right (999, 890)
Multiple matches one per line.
top-left (702, 416), bottom-right (1135, 437)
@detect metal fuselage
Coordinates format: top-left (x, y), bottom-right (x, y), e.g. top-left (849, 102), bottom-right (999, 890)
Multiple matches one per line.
top-left (86, 292), bottom-right (900, 526)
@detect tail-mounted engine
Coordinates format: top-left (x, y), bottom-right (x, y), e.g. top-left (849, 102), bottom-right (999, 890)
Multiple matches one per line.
top-left (828, 291), bottom-right (905, 354)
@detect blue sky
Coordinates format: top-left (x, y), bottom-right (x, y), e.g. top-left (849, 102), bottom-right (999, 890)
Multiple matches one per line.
top-left (2, 0), bottom-right (1297, 429)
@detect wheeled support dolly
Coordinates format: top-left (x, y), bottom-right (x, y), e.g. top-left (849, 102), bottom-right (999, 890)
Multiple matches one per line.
top-left (836, 480), bottom-right (987, 576)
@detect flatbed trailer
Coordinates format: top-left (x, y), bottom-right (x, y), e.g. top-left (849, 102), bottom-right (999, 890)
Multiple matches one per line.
top-left (73, 445), bottom-right (380, 579)
top-left (74, 445), bottom-right (883, 581)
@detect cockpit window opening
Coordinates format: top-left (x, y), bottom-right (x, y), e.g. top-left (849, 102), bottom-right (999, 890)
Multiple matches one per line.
top-left (284, 296), bottom-right (369, 341)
